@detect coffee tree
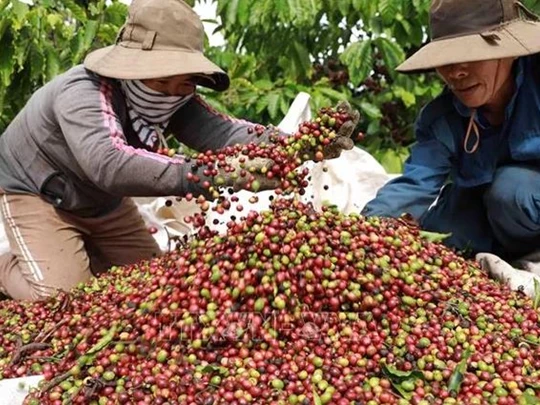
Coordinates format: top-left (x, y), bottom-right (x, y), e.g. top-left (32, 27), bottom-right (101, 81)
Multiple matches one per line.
top-left (0, 0), bottom-right (128, 130)
top-left (203, 0), bottom-right (540, 171)
top-left (202, 0), bottom-right (438, 172)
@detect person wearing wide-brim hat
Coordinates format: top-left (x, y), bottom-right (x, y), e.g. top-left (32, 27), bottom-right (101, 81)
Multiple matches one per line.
top-left (0, 0), bottom-right (358, 301)
top-left (363, 0), bottom-right (540, 261)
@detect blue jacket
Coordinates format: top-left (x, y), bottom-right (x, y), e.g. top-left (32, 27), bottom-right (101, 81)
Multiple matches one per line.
top-left (363, 55), bottom-right (540, 220)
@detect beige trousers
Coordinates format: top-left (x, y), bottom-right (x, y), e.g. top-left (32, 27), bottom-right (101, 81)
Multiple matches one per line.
top-left (0, 193), bottom-right (161, 301)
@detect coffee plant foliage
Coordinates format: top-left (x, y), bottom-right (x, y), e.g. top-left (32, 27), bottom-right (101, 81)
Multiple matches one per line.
top-left (0, 0), bottom-right (129, 130)
top-left (2, 0), bottom-right (540, 172)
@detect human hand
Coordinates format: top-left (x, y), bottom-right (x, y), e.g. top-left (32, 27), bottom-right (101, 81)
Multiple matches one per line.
top-left (214, 155), bottom-right (281, 193)
top-left (476, 252), bottom-right (540, 298)
top-left (300, 101), bottom-right (361, 161)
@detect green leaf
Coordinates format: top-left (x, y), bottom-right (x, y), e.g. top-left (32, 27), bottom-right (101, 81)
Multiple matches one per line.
top-left (394, 87), bottom-right (416, 108)
top-left (448, 349), bottom-right (473, 396)
top-left (266, 92), bottom-right (281, 120)
top-left (256, 95), bottom-right (269, 114)
top-left (340, 40), bottom-right (373, 86)
top-left (11, 0), bottom-right (29, 24)
top-left (202, 365), bottom-right (229, 375)
top-left (382, 363), bottom-right (425, 400)
top-left (313, 388), bottom-right (322, 405)
top-left (419, 231), bottom-right (452, 243)
top-left (12, 37), bottom-right (29, 71)
top-left (408, 21), bottom-right (425, 46)
top-left (337, 0), bottom-right (351, 15)
top-left (352, 0), bottom-right (365, 12)
top-left (413, 0), bottom-right (429, 9)
top-left (353, 0), bottom-right (378, 17)
top-left (302, 0), bottom-right (319, 24)
top-left (0, 18), bottom-right (9, 44)
top-left (288, 0), bottom-right (319, 25)
top-left (30, 42), bottom-right (46, 79)
top-left (413, 83), bottom-right (430, 96)
top-left (317, 86), bottom-right (348, 103)
top-left (0, 42), bottom-right (14, 87)
top-left (383, 364), bottom-right (424, 380)
top-left (216, 0), bottom-right (227, 16)
top-left (533, 278), bottom-right (540, 310)
top-left (290, 40), bottom-right (312, 80)
top-left (376, 37), bottom-right (405, 70)
top-left (225, 0), bottom-right (240, 25)
top-left (311, 89), bottom-right (334, 112)
top-left (0, 0), bottom-right (9, 13)
top-left (380, 148), bottom-right (405, 174)
top-left (104, 2), bottom-right (129, 26)
top-left (63, 0), bottom-right (87, 22)
top-left (253, 79), bottom-right (274, 91)
top-left (46, 13), bottom-right (64, 29)
top-left (273, 0), bottom-right (289, 22)
top-left (430, 82), bottom-right (445, 97)
top-left (379, 0), bottom-right (398, 23)
top-left (88, 1), bottom-right (105, 18)
top-left (279, 95), bottom-right (290, 116)
top-left (230, 57), bottom-right (257, 79)
top-left (70, 30), bottom-right (85, 63)
top-left (519, 392), bottom-right (540, 405)
top-left (396, 17), bottom-right (413, 37)
top-left (369, 15), bottom-right (383, 35)
top-left (367, 120), bottom-right (381, 136)
top-left (45, 47), bottom-right (61, 81)
top-left (237, 0), bottom-right (251, 26)
top-left (83, 20), bottom-right (99, 51)
top-left (87, 325), bottom-right (117, 355)
top-left (360, 101), bottom-right (382, 119)
top-left (0, 88), bottom-right (6, 118)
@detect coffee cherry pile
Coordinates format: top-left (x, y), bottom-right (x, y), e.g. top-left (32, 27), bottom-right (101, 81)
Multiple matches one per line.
top-left (179, 106), bottom-right (353, 221)
top-left (1, 199), bottom-right (539, 404)
top-left (146, 105), bottom-right (352, 238)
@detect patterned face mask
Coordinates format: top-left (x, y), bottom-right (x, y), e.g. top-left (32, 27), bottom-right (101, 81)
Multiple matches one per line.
top-left (120, 80), bottom-right (194, 148)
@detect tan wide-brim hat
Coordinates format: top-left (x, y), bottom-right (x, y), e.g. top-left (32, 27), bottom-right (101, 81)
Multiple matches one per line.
top-left (397, 0), bottom-right (540, 73)
top-left (84, 0), bottom-right (229, 91)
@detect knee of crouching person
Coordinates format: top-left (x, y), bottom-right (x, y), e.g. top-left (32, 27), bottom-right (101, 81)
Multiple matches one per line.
top-left (484, 165), bottom-right (540, 227)
top-left (27, 284), bottom-right (65, 302)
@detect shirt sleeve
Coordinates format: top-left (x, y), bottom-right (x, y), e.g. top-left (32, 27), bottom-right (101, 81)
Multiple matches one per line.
top-left (166, 95), bottom-right (288, 152)
top-left (362, 124), bottom-right (453, 220)
top-left (54, 78), bottom-right (210, 197)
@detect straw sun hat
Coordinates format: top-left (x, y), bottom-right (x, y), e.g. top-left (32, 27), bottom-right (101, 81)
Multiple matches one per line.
top-left (397, 0), bottom-right (540, 73)
top-left (84, 0), bottom-right (229, 91)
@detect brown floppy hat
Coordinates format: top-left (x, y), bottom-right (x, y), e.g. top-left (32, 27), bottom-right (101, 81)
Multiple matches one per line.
top-left (84, 0), bottom-right (229, 91)
top-left (397, 0), bottom-right (540, 73)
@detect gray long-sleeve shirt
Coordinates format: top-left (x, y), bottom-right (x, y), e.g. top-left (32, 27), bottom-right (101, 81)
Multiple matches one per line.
top-left (0, 65), bottom-right (278, 217)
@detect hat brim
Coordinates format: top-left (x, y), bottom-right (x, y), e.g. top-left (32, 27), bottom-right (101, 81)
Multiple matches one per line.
top-left (397, 20), bottom-right (540, 73)
top-left (83, 44), bottom-right (230, 91)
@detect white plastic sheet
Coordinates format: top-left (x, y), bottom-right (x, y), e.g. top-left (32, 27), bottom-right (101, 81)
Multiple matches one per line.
top-left (0, 375), bottom-right (43, 405)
